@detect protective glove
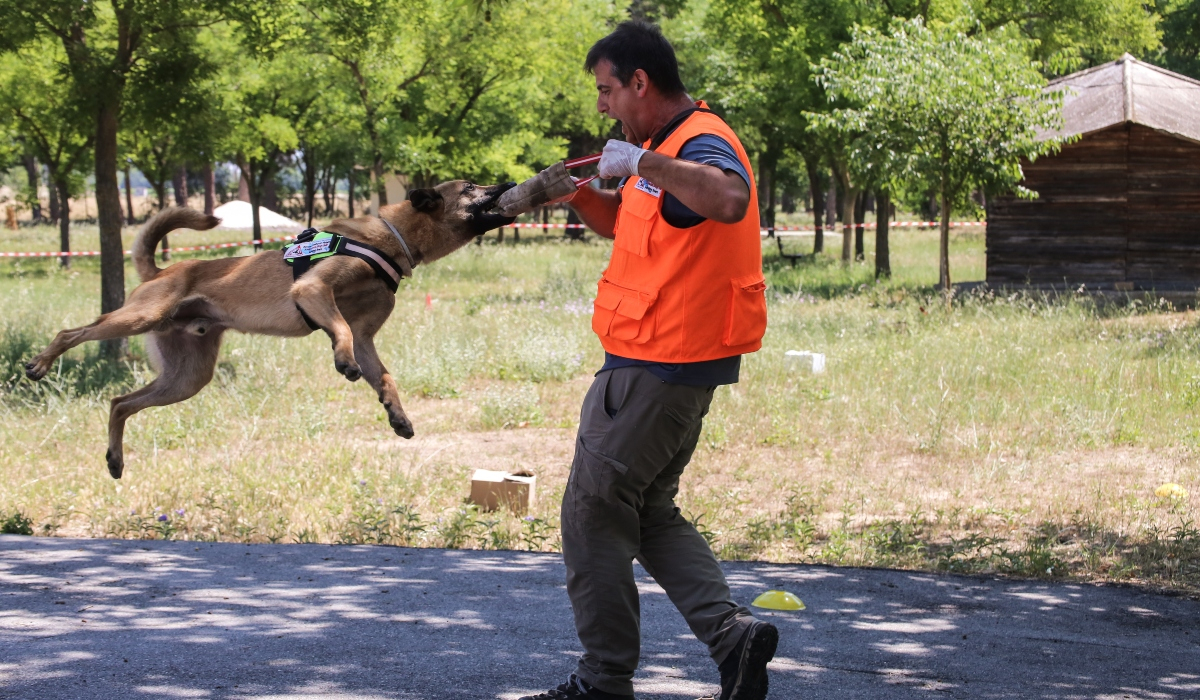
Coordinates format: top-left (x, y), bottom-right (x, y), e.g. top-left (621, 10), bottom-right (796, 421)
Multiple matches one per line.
top-left (598, 139), bottom-right (647, 180)
top-left (546, 177), bottom-right (584, 206)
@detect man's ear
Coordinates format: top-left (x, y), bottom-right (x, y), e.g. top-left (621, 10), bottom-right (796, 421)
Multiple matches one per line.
top-left (632, 68), bottom-right (649, 97)
top-left (408, 188), bottom-right (443, 214)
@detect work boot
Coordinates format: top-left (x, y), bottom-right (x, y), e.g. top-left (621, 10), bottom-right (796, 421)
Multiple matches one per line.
top-left (699, 620), bottom-right (779, 700)
top-left (518, 674), bottom-right (634, 700)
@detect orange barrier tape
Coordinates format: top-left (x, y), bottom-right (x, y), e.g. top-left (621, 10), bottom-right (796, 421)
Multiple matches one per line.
top-left (0, 221), bottom-right (986, 258)
top-left (0, 235), bottom-right (297, 259)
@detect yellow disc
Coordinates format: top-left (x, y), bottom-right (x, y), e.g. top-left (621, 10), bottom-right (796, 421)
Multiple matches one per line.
top-left (1155, 483), bottom-right (1188, 500)
top-left (751, 589), bottom-right (806, 611)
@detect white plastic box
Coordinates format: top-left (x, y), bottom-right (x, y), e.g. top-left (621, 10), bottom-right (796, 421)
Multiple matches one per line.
top-left (785, 350), bottom-right (826, 373)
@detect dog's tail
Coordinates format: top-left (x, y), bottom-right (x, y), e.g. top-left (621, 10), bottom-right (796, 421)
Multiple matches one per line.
top-left (133, 207), bottom-right (221, 282)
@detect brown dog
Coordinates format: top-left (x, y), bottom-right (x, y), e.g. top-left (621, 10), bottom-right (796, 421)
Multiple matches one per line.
top-left (24, 180), bottom-right (516, 478)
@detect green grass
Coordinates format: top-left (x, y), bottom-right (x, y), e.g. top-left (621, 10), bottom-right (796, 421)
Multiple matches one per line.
top-left (1, 221), bottom-right (1197, 595)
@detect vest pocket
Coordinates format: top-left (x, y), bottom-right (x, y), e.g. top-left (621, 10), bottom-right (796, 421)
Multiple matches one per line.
top-left (723, 273), bottom-right (767, 346)
top-left (613, 201), bottom-right (655, 257)
top-left (592, 279), bottom-right (659, 343)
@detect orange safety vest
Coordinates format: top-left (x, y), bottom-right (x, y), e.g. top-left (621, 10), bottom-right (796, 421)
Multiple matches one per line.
top-left (592, 105), bottom-right (766, 362)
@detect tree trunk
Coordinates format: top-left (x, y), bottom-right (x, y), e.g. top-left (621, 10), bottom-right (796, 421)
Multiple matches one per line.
top-left (781, 190), bottom-right (795, 214)
top-left (347, 176), bottom-right (355, 218)
top-left (875, 190), bottom-right (891, 279)
top-left (22, 155), bottom-right (42, 222)
top-left (47, 168), bottom-right (60, 224)
top-left (303, 149), bottom-right (316, 227)
top-left (238, 169), bottom-right (251, 202)
top-left (372, 154), bottom-right (388, 207)
top-left (123, 164), bottom-right (135, 224)
top-left (854, 190), bottom-right (866, 261)
top-left (321, 167), bottom-right (334, 216)
top-left (833, 165), bottom-right (858, 264)
top-left (95, 102), bottom-right (127, 359)
top-left (202, 162), bottom-right (215, 216)
top-left (939, 183), bottom-right (951, 293)
top-left (172, 165), bottom-right (188, 206)
top-left (151, 180), bottom-right (170, 261)
top-left (56, 179), bottom-right (71, 269)
top-left (262, 174), bottom-right (277, 212)
top-left (841, 188), bottom-right (857, 263)
top-left (566, 206), bottom-right (584, 241)
top-left (765, 167), bottom-right (777, 232)
top-left (166, 168), bottom-right (187, 262)
top-left (758, 155), bottom-right (775, 234)
top-left (246, 159), bottom-right (263, 246)
top-left (806, 158), bottom-right (825, 254)
top-left (825, 178), bottom-right (837, 232)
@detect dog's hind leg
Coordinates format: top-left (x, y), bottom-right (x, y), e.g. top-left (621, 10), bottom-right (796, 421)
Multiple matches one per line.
top-left (290, 274), bottom-right (361, 382)
top-left (353, 332), bottom-right (414, 439)
top-left (105, 329), bottom-right (223, 479)
top-left (26, 277), bottom-right (185, 380)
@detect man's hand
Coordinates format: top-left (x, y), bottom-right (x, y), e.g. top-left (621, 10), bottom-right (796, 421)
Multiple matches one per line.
top-left (598, 139), bottom-right (646, 180)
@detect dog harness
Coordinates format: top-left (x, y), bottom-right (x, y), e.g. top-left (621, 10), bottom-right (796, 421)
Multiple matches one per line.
top-left (284, 225), bottom-right (413, 293)
top-left (285, 221), bottom-right (416, 330)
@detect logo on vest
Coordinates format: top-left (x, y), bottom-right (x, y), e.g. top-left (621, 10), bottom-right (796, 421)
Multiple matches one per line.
top-left (634, 178), bottom-right (662, 198)
top-left (285, 238), bottom-right (333, 259)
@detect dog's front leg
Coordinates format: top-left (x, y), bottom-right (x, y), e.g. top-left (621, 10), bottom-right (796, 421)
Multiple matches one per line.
top-left (290, 276), bottom-right (361, 381)
top-left (353, 333), bottom-right (414, 439)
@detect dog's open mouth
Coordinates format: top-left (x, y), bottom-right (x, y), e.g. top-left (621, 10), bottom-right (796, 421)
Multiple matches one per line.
top-left (470, 181), bottom-right (518, 235)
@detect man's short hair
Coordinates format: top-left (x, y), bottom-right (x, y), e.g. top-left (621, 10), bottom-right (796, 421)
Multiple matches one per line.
top-left (584, 20), bottom-right (686, 96)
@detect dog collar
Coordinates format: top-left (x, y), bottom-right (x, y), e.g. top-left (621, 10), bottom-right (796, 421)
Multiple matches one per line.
top-left (379, 217), bottom-right (416, 276)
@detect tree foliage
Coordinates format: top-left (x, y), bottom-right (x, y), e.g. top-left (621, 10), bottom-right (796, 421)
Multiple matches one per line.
top-left (0, 0), bottom-right (1183, 301)
top-left (1157, 0), bottom-right (1200, 77)
top-left (0, 41), bottom-right (94, 263)
top-left (812, 18), bottom-right (1066, 288)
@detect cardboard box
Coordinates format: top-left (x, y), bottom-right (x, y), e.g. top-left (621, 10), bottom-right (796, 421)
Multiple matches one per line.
top-left (785, 350), bottom-right (826, 373)
top-left (469, 469), bottom-right (537, 514)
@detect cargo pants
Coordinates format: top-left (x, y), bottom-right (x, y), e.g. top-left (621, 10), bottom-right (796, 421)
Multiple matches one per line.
top-left (561, 366), bottom-right (756, 696)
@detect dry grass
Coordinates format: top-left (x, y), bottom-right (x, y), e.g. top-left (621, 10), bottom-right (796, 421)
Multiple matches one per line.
top-left (1, 221), bottom-right (1197, 595)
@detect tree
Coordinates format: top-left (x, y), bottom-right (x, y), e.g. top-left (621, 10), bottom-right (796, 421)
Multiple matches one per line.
top-left (968, 0), bottom-right (1162, 73)
top-left (293, 0), bottom-right (611, 204)
top-left (813, 18), bottom-right (1065, 290)
top-left (0, 43), bottom-right (93, 268)
top-left (684, 0), bottom-right (859, 235)
top-left (1157, 0), bottom-right (1200, 78)
top-left (0, 0), bottom-right (233, 357)
top-left (122, 28), bottom-right (217, 213)
top-left (218, 46), bottom-right (328, 240)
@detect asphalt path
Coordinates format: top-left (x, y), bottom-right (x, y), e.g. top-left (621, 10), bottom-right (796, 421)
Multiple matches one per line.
top-left (1, 535), bottom-right (1198, 699)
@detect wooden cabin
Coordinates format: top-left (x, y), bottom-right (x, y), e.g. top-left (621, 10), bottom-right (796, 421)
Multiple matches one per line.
top-left (986, 55), bottom-right (1200, 290)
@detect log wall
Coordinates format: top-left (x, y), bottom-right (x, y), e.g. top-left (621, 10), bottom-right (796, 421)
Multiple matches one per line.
top-left (987, 124), bottom-right (1200, 286)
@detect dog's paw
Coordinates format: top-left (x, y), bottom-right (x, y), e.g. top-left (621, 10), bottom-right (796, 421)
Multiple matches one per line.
top-left (390, 417), bottom-right (415, 439)
top-left (105, 449), bottom-right (124, 480)
top-left (24, 360), bottom-right (47, 381)
top-left (335, 361), bottom-right (362, 382)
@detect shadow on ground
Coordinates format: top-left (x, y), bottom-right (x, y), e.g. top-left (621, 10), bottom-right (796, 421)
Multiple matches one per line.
top-left (1, 536), bottom-right (1198, 699)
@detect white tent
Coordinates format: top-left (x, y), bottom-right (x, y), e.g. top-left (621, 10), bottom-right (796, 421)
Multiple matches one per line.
top-left (212, 200), bottom-right (303, 231)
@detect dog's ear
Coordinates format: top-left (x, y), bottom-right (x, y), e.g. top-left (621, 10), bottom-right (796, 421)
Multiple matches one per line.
top-left (408, 188), bottom-right (443, 214)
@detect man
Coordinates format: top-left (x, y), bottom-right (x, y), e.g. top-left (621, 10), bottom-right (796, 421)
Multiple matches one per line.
top-left (520, 21), bottom-right (775, 700)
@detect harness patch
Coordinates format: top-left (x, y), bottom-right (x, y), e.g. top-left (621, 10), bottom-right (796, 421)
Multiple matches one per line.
top-left (284, 237), bottom-right (334, 259)
top-left (635, 178), bottom-right (662, 198)
top-left (284, 227), bottom-right (405, 295)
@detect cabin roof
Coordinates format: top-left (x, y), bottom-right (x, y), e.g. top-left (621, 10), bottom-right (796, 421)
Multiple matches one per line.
top-left (1043, 54), bottom-right (1200, 144)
